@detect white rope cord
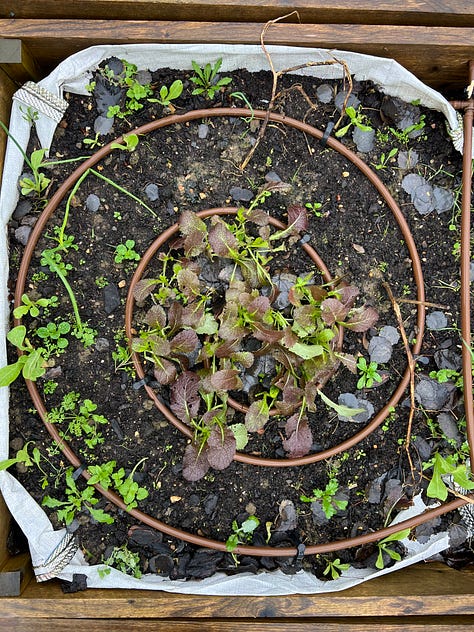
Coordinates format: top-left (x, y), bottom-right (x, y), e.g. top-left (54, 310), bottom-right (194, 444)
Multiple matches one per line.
top-left (12, 81), bottom-right (68, 123)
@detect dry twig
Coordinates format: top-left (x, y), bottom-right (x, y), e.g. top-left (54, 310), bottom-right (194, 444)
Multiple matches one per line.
top-left (239, 12), bottom-right (353, 170)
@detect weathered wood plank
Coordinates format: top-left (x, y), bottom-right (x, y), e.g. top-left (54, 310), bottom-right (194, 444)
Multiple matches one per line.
top-left (0, 67), bottom-right (15, 200)
top-left (0, 553), bottom-right (33, 597)
top-left (1, 616), bottom-right (474, 631)
top-left (3, 1), bottom-right (474, 27)
top-left (2, 564), bottom-right (474, 619)
top-left (1, 20), bottom-right (474, 89)
top-left (0, 38), bottom-right (40, 83)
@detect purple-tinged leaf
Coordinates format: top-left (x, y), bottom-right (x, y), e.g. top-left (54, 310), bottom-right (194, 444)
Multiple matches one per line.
top-left (148, 335), bottom-right (171, 358)
top-left (167, 301), bottom-right (184, 332)
top-left (240, 260), bottom-right (260, 288)
top-left (337, 285), bottom-right (359, 309)
top-left (170, 370), bottom-right (201, 423)
top-left (170, 329), bottom-right (199, 355)
top-left (177, 268), bottom-right (201, 299)
top-left (321, 298), bottom-right (349, 325)
top-left (153, 358), bottom-right (177, 385)
top-left (253, 324), bottom-right (284, 343)
top-left (336, 352), bottom-right (358, 374)
top-left (182, 443), bottom-right (209, 481)
top-left (210, 369), bottom-right (243, 392)
top-left (214, 338), bottom-right (240, 358)
top-left (225, 279), bottom-right (248, 302)
top-left (230, 350), bottom-right (255, 369)
top-left (308, 285), bottom-right (329, 304)
top-left (282, 413), bottom-right (313, 458)
top-left (262, 180), bottom-right (292, 195)
top-left (208, 219), bottom-right (239, 257)
top-left (248, 295), bottom-right (271, 318)
top-left (245, 399), bottom-right (269, 432)
top-left (244, 207), bottom-right (269, 226)
top-left (181, 304), bottom-right (205, 328)
top-left (184, 231), bottom-right (207, 257)
top-left (205, 426), bottom-right (236, 470)
top-left (344, 306), bottom-right (379, 332)
top-left (144, 305), bottom-right (167, 329)
top-left (274, 384), bottom-right (303, 415)
top-left (179, 210), bottom-right (207, 236)
top-left (287, 204), bottom-right (308, 234)
top-left (133, 279), bottom-right (157, 305)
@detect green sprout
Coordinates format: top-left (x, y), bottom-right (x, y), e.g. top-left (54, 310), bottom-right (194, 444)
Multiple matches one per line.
top-left (114, 239), bottom-right (140, 264)
top-left (375, 529), bottom-right (410, 569)
top-left (300, 478), bottom-right (348, 520)
top-left (190, 58), bottom-right (232, 100)
top-left (356, 357), bottom-right (383, 389)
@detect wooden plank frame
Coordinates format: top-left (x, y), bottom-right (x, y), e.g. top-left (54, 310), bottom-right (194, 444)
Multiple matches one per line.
top-left (1, 7), bottom-right (474, 627)
top-left (3, 1), bottom-right (474, 27)
top-left (0, 20), bottom-right (473, 90)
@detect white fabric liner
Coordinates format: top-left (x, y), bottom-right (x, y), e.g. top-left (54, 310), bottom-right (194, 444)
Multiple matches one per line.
top-left (0, 43), bottom-right (463, 594)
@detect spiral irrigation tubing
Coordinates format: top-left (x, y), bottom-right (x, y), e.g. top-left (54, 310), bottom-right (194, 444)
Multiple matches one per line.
top-left (13, 96), bottom-right (474, 557)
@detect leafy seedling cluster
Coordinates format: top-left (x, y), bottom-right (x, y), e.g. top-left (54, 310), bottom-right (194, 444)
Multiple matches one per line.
top-left (300, 477), bottom-right (348, 520)
top-left (189, 58), bottom-right (232, 100)
top-left (132, 201), bottom-right (378, 481)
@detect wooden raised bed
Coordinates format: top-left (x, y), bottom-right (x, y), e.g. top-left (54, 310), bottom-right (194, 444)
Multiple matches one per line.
top-left (1, 3), bottom-right (474, 629)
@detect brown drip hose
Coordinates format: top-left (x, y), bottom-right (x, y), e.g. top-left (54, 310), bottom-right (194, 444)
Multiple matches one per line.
top-left (12, 104), bottom-right (474, 556)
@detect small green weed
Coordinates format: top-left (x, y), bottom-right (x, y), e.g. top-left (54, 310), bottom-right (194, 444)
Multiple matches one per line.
top-left (356, 357), bottom-right (383, 389)
top-left (114, 239), bottom-right (140, 264)
top-left (190, 58), bottom-right (232, 100)
top-left (101, 544), bottom-right (142, 578)
top-left (375, 529), bottom-right (410, 569)
top-left (300, 478), bottom-right (348, 519)
top-left (43, 467), bottom-right (114, 525)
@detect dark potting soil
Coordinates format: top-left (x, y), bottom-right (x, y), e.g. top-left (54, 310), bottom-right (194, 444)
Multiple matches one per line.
top-left (6, 60), bottom-right (473, 584)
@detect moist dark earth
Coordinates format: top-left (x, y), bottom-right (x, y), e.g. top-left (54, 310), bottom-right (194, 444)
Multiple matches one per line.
top-left (5, 60), bottom-right (474, 585)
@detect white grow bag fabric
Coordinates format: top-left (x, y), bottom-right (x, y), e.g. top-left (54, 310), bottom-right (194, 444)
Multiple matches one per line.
top-left (0, 43), bottom-right (463, 594)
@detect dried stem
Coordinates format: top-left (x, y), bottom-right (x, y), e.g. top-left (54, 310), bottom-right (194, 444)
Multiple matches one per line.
top-left (383, 282), bottom-right (418, 482)
top-left (239, 13), bottom-right (352, 170)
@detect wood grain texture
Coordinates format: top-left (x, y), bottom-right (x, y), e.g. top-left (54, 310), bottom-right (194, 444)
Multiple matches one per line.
top-left (1, 20), bottom-right (474, 88)
top-left (3, 0), bottom-right (474, 26)
top-left (0, 67), bottom-right (15, 200)
top-left (0, 39), bottom-right (40, 83)
top-left (1, 616), bottom-right (474, 631)
top-left (2, 564), bottom-right (474, 618)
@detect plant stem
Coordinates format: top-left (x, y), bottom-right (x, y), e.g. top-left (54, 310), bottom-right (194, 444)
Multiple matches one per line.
top-left (41, 251), bottom-right (83, 334)
top-left (89, 168), bottom-right (157, 218)
top-left (0, 119), bottom-right (33, 170)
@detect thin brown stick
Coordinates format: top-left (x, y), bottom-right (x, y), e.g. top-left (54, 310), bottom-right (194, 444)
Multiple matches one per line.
top-left (383, 282), bottom-right (418, 481)
top-left (239, 14), bottom-right (352, 170)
